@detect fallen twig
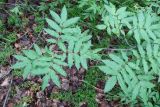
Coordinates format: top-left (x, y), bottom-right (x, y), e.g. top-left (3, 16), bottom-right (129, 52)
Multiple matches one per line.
top-left (79, 80), bottom-right (104, 93)
top-left (3, 75), bottom-right (13, 107)
top-left (0, 69), bottom-right (12, 82)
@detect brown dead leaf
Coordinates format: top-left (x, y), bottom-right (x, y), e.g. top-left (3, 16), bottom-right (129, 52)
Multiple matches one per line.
top-left (1, 77), bottom-right (9, 87)
top-left (36, 91), bottom-right (44, 99)
top-left (0, 66), bottom-right (11, 75)
top-left (14, 43), bottom-right (21, 49)
top-left (99, 101), bottom-right (111, 107)
top-left (0, 93), bottom-right (6, 102)
top-left (79, 68), bottom-right (85, 74)
top-left (7, 102), bottom-right (14, 107)
top-left (16, 34), bottom-right (21, 38)
top-left (79, 102), bottom-right (88, 107)
top-left (61, 78), bottom-right (69, 91)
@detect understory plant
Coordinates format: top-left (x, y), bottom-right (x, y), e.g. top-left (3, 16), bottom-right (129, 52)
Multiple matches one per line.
top-left (97, 1), bottom-right (160, 107)
top-left (11, 0), bottom-right (160, 106)
top-left (12, 6), bottom-right (101, 90)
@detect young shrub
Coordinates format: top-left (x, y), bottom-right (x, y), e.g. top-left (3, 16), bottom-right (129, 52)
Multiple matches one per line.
top-left (97, 3), bottom-right (160, 44)
top-left (97, 3), bottom-right (133, 37)
top-left (12, 44), bottom-right (67, 90)
top-left (12, 6), bottom-right (101, 90)
top-left (97, 1), bottom-right (160, 106)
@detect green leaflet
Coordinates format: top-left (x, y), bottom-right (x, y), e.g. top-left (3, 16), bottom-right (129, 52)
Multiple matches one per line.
top-left (125, 65), bottom-right (136, 79)
top-left (104, 76), bottom-right (117, 92)
top-left (46, 18), bottom-right (61, 32)
top-left (42, 74), bottom-right (50, 90)
top-left (153, 44), bottom-right (159, 57)
top-left (74, 54), bottom-right (81, 70)
top-left (23, 50), bottom-right (38, 59)
top-left (140, 29), bottom-right (150, 42)
top-left (23, 63), bottom-right (31, 79)
top-left (150, 24), bottom-right (160, 30)
top-left (80, 35), bottom-right (92, 42)
top-left (109, 54), bottom-right (124, 64)
top-left (140, 81), bottom-right (155, 88)
top-left (138, 75), bottom-right (155, 81)
top-left (62, 28), bottom-right (77, 34)
top-left (134, 29), bottom-right (140, 44)
top-left (116, 7), bottom-right (127, 15)
top-left (52, 59), bottom-right (68, 66)
top-left (132, 83), bottom-right (141, 100)
top-left (147, 30), bottom-right (156, 40)
top-left (128, 62), bottom-right (139, 70)
top-left (96, 24), bottom-right (106, 30)
top-left (103, 60), bottom-right (119, 70)
top-left (146, 43), bottom-right (152, 58)
top-left (138, 11), bottom-right (145, 28)
top-left (99, 66), bottom-right (118, 75)
top-left (38, 57), bottom-right (52, 61)
top-left (117, 74), bottom-right (128, 94)
top-left (58, 41), bottom-right (66, 52)
top-left (63, 17), bottom-right (80, 28)
top-left (61, 6), bottom-right (67, 23)
top-left (121, 70), bottom-right (130, 85)
top-left (14, 55), bottom-right (28, 61)
top-left (138, 45), bottom-right (145, 58)
top-left (80, 56), bottom-right (88, 70)
top-left (61, 34), bottom-right (76, 41)
top-left (105, 3), bottom-right (115, 15)
top-left (74, 41), bottom-right (82, 53)
top-left (34, 44), bottom-right (42, 55)
top-left (33, 60), bottom-right (50, 67)
top-left (68, 53), bottom-right (73, 68)
top-left (12, 61), bottom-right (27, 69)
top-left (44, 28), bottom-right (59, 38)
top-left (121, 51), bottom-right (128, 61)
top-left (50, 10), bottom-right (61, 24)
top-left (31, 68), bottom-right (49, 75)
top-left (49, 70), bottom-right (61, 87)
top-left (52, 64), bottom-right (67, 77)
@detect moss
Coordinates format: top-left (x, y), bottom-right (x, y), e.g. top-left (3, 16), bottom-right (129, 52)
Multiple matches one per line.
top-left (50, 68), bottom-right (104, 107)
top-left (18, 96), bottom-right (33, 105)
top-left (19, 81), bottom-right (33, 89)
top-left (0, 44), bottom-right (14, 65)
top-left (13, 69), bottom-right (23, 77)
top-left (30, 83), bottom-right (40, 92)
top-left (18, 81), bottom-right (40, 92)
top-left (33, 13), bottom-right (45, 33)
top-left (0, 32), bottom-right (17, 65)
top-left (5, 32), bottom-right (17, 43)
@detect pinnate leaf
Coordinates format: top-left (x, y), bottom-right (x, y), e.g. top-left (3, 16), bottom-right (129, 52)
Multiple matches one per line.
top-left (104, 76), bottom-right (117, 92)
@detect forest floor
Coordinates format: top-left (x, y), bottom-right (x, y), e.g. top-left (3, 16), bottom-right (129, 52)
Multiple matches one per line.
top-left (0, 0), bottom-right (141, 107)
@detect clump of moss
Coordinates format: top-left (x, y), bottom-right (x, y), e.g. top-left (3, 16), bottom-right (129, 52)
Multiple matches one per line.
top-left (18, 96), bottom-right (33, 105)
top-left (31, 83), bottom-right (40, 92)
top-left (13, 70), bottom-right (23, 77)
top-left (50, 68), bottom-right (104, 107)
top-left (0, 32), bottom-right (17, 65)
top-left (0, 44), bottom-right (14, 65)
top-left (19, 81), bottom-right (33, 89)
